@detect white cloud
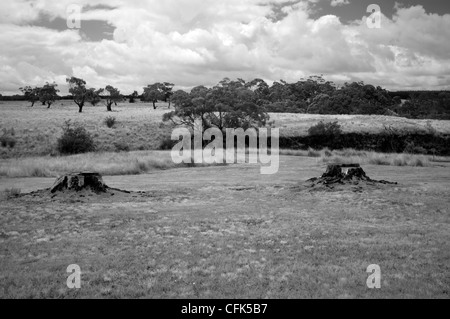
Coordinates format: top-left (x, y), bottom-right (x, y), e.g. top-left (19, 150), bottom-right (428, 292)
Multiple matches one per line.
top-left (0, 1), bottom-right (449, 95)
top-left (330, 0), bottom-right (350, 7)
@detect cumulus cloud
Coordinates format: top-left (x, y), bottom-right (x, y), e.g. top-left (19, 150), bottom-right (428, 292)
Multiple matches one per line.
top-left (0, 0), bottom-right (449, 94)
top-left (330, 0), bottom-right (350, 7)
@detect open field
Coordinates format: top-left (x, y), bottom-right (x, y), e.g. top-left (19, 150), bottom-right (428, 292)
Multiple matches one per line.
top-left (0, 157), bottom-right (449, 298)
top-left (1, 101), bottom-right (449, 299)
top-left (1, 101), bottom-right (450, 159)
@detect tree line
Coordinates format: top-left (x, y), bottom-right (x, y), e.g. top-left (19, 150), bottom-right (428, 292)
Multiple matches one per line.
top-left (9, 75), bottom-right (450, 119)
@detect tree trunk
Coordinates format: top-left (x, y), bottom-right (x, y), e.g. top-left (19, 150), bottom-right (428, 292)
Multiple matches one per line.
top-left (78, 102), bottom-right (84, 113)
top-left (50, 173), bottom-right (108, 193)
top-left (153, 101), bottom-right (156, 109)
top-left (107, 103), bottom-right (112, 112)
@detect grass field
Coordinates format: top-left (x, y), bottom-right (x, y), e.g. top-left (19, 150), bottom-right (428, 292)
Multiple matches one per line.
top-left (0, 101), bottom-right (449, 299)
top-left (0, 157), bottom-right (449, 298)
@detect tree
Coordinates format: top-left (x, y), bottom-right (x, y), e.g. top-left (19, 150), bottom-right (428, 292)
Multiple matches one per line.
top-left (129, 91), bottom-right (139, 103)
top-left (39, 82), bottom-right (59, 108)
top-left (19, 86), bottom-right (40, 107)
top-left (104, 85), bottom-right (122, 111)
top-left (87, 88), bottom-right (104, 106)
top-left (163, 78), bottom-right (270, 134)
top-left (66, 77), bottom-right (88, 113)
top-left (246, 78), bottom-right (270, 105)
top-left (162, 82), bottom-right (175, 108)
top-left (142, 83), bottom-right (166, 109)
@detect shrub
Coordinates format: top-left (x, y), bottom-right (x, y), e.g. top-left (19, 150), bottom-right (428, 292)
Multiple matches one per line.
top-left (114, 142), bottom-right (130, 152)
top-left (0, 135), bottom-right (16, 148)
top-left (404, 141), bottom-right (427, 154)
top-left (57, 120), bottom-right (96, 155)
top-left (159, 136), bottom-right (177, 150)
top-left (1, 128), bottom-right (17, 148)
top-left (308, 121), bottom-right (342, 137)
top-left (104, 116), bottom-right (117, 128)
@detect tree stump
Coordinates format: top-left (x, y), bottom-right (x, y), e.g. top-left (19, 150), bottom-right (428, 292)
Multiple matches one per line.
top-left (307, 164), bottom-right (397, 188)
top-left (50, 173), bottom-right (108, 193)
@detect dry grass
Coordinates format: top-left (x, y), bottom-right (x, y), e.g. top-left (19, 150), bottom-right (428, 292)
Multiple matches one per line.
top-left (0, 187), bottom-right (21, 200)
top-left (320, 150), bottom-right (431, 167)
top-left (0, 151), bottom-right (214, 178)
top-left (273, 113), bottom-right (450, 136)
top-left (0, 101), bottom-right (174, 159)
top-left (0, 147), bottom-right (439, 178)
top-left (280, 148), bottom-right (436, 167)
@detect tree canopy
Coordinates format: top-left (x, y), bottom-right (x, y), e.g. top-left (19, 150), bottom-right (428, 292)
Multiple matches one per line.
top-left (39, 82), bottom-right (59, 108)
top-left (163, 78), bottom-right (270, 133)
top-left (143, 82), bottom-right (175, 109)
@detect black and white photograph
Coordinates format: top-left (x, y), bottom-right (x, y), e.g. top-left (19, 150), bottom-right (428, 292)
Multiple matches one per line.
top-left (0, 0), bottom-right (449, 303)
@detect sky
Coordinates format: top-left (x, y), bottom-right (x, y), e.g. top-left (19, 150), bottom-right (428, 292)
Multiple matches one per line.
top-left (0, 0), bottom-right (450, 95)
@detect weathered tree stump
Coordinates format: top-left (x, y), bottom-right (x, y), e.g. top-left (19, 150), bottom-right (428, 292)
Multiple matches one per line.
top-left (50, 173), bottom-right (108, 193)
top-left (307, 164), bottom-right (397, 188)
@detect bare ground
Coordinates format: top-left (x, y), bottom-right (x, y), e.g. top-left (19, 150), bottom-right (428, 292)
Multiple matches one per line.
top-left (0, 157), bottom-right (449, 298)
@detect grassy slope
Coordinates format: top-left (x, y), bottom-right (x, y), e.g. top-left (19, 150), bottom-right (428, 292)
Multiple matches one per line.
top-left (1, 101), bottom-right (450, 159)
top-left (0, 157), bottom-right (449, 298)
top-left (0, 101), bottom-right (173, 159)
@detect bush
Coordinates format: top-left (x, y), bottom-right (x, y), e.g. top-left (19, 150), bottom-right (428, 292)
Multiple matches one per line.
top-left (404, 141), bottom-right (427, 154)
top-left (308, 121), bottom-right (342, 136)
top-left (1, 128), bottom-right (17, 148)
top-left (0, 135), bottom-right (16, 148)
top-left (104, 116), bottom-right (117, 128)
top-left (57, 120), bottom-right (96, 155)
top-left (159, 136), bottom-right (177, 150)
top-left (114, 142), bottom-right (130, 152)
